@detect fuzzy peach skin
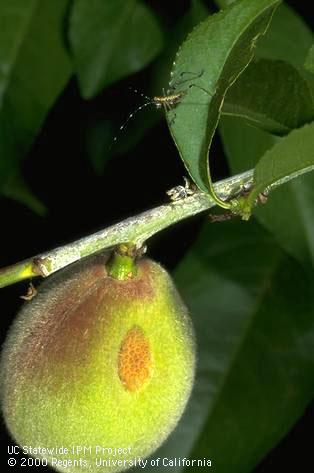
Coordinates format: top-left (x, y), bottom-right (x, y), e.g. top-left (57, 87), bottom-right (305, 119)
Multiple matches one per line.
top-left (0, 255), bottom-right (195, 473)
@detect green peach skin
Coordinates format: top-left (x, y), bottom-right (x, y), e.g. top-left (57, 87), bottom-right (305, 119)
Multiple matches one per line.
top-left (0, 255), bottom-right (195, 473)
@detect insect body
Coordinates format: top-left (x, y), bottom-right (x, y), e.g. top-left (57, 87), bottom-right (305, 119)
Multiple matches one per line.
top-left (167, 177), bottom-right (195, 201)
top-left (152, 90), bottom-right (186, 111)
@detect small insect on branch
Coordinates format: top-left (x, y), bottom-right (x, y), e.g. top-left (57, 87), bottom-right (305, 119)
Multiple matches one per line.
top-left (166, 177), bottom-right (196, 201)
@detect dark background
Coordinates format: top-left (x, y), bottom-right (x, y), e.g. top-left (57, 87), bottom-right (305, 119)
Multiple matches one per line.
top-left (0, 1), bottom-right (313, 471)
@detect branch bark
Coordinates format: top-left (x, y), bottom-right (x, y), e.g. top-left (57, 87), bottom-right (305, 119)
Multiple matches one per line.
top-left (0, 170), bottom-right (253, 289)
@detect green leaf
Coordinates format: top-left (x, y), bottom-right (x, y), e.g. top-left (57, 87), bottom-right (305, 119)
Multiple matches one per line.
top-left (189, 0), bottom-right (210, 21)
top-left (219, 2), bottom-right (314, 264)
top-left (220, 116), bottom-right (279, 172)
top-left (255, 3), bottom-right (314, 94)
top-left (220, 116), bottom-right (314, 267)
top-left (0, 0), bottom-right (71, 189)
top-left (215, 0), bottom-right (236, 8)
top-left (69, 0), bottom-right (164, 99)
top-left (305, 45), bottom-right (314, 75)
top-left (222, 59), bottom-right (314, 135)
top-left (173, 220), bottom-right (314, 473)
top-left (256, 3), bottom-right (313, 68)
top-left (2, 171), bottom-right (47, 216)
top-left (243, 122), bottom-right (314, 216)
top-left (101, 0), bottom-right (210, 163)
top-left (167, 0), bottom-right (280, 197)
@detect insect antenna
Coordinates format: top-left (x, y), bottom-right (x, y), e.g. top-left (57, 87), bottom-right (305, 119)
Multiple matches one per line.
top-left (110, 75), bottom-right (209, 150)
top-left (109, 100), bottom-right (154, 150)
top-left (128, 86), bottom-right (152, 102)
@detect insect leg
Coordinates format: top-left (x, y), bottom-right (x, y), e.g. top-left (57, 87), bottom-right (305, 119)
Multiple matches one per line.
top-left (180, 70), bottom-right (204, 80)
top-left (169, 114), bottom-right (177, 125)
top-left (163, 100), bottom-right (177, 125)
top-left (188, 83), bottom-right (216, 97)
top-left (170, 70), bottom-right (204, 89)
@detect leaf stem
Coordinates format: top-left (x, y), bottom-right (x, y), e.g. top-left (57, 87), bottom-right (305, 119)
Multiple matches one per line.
top-left (208, 173), bottom-right (233, 209)
top-left (0, 170), bottom-right (253, 289)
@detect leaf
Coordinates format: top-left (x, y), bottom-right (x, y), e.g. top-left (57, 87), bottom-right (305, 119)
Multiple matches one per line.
top-left (255, 3), bottom-right (314, 94)
top-left (219, 4), bottom-right (314, 266)
top-left (2, 171), bottom-right (47, 216)
top-left (305, 45), bottom-right (314, 74)
top-left (221, 123), bottom-right (314, 258)
top-left (256, 3), bottom-right (313, 68)
top-left (100, 0), bottom-right (210, 163)
top-left (222, 59), bottom-right (314, 135)
top-left (69, 0), bottom-right (164, 99)
top-left (167, 0), bottom-right (280, 195)
top-left (151, 0), bottom-right (210, 92)
top-left (220, 117), bottom-right (314, 267)
top-left (220, 116), bottom-right (279, 172)
top-left (189, 0), bottom-right (210, 22)
top-left (215, 0), bottom-right (236, 8)
top-left (0, 0), bottom-right (71, 190)
top-left (243, 122), bottom-right (314, 215)
top-left (173, 220), bottom-right (314, 473)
